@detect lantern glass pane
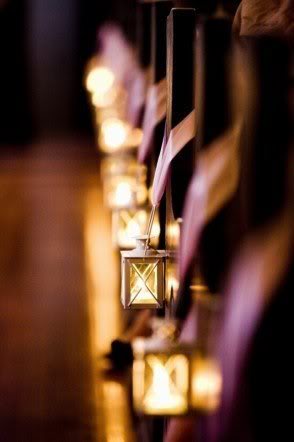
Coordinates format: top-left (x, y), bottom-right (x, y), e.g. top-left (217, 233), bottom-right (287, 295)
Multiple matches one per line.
top-left (143, 353), bottom-right (189, 415)
top-left (130, 262), bottom-right (159, 306)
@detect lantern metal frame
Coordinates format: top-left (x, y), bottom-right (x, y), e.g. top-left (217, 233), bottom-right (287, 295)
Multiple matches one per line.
top-left (121, 236), bottom-right (166, 309)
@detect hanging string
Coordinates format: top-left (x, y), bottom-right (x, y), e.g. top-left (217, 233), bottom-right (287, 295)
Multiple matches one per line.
top-left (144, 204), bottom-right (157, 254)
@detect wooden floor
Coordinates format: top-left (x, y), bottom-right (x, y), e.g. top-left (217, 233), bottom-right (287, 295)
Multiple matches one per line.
top-left (0, 139), bottom-right (135, 441)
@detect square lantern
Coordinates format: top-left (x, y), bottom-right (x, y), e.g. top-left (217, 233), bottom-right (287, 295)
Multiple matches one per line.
top-left (121, 236), bottom-right (165, 309)
top-left (112, 208), bottom-right (160, 249)
top-left (102, 157), bottom-right (148, 210)
top-left (132, 338), bottom-right (222, 417)
top-left (132, 337), bottom-right (193, 416)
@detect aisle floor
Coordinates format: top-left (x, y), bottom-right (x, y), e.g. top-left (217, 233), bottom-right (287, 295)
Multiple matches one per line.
top-left (0, 139), bottom-right (135, 441)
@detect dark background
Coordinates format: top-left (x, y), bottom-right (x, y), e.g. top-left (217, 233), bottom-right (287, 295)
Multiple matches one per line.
top-left (0, 0), bottom-right (137, 147)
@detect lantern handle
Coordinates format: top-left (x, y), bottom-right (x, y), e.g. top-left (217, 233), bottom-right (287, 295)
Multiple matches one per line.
top-left (145, 204), bottom-right (157, 254)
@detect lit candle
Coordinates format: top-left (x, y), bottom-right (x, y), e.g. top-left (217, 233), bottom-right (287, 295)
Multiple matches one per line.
top-left (142, 354), bottom-right (189, 414)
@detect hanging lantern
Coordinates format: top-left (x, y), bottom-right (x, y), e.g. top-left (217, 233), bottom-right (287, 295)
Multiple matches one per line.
top-left (102, 157), bottom-right (148, 210)
top-left (84, 58), bottom-right (118, 108)
top-left (132, 337), bottom-right (193, 416)
top-left (132, 285), bottom-right (223, 416)
top-left (112, 208), bottom-right (160, 249)
top-left (121, 236), bottom-right (166, 309)
top-left (132, 337), bottom-right (222, 416)
top-left (99, 118), bottom-right (143, 153)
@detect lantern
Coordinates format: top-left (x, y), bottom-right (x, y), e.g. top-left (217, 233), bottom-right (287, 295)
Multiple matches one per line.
top-left (84, 58), bottom-right (118, 108)
top-left (102, 157), bottom-right (148, 210)
top-left (99, 117), bottom-right (143, 153)
top-left (112, 208), bottom-right (160, 249)
top-left (133, 337), bottom-right (193, 416)
top-left (132, 338), bottom-right (222, 416)
top-left (121, 236), bottom-right (165, 309)
top-left (132, 285), bottom-right (223, 417)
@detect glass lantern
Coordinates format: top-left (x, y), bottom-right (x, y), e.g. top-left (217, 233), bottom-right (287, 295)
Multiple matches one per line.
top-left (102, 157), bottom-right (148, 210)
top-left (84, 57), bottom-right (118, 108)
top-left (99, 117), bottom-right (143, 154)
top-left (121, 236), bottom-right (166, 309)
top-left (112, 208), bottom-right (160, 249)
top-left (132, 285), bottom-right (223, 417)
top-left (133, 337), bottom-right (193, 416)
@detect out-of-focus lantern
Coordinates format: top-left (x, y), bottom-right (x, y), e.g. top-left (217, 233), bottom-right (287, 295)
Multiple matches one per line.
top-left (112, 208), bottom-right (160, 249)
top-left (121, 236), bottom-right (165, 309)
top-left (85, 58), bottom-right (118, 108)
top-left (102, 157), bottom-right (148, 210)
top-left (133, 337), bottom-right (193, 416)
top-left (99, 117), bottom-right (143, 153)
top-left (132, 284), bottom-right (223, 416)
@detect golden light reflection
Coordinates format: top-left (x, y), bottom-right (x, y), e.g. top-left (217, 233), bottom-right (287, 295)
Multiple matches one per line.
top-left (84, 187), bottom-right (121, 355)
top-left (102, 380), bottom-right (135, 442)
top-left (192, 356), bottom-right (222, 413)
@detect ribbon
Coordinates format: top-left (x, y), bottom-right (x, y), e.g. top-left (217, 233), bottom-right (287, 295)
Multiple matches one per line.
top-left (138, 78), bottom-right (167, 164)
top-left (98, 24), bottom-right (138, 87)
top-left (151, 109), bottom-right (196, 206)
top-left (208, 211), bottom-right (293, 442)
top-left (179, 121), bottom-right (242, 281)
top-left (127, 67), bottom-right (151, 128)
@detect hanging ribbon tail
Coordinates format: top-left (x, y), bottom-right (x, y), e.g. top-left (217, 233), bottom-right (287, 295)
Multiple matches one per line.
top-left (151, 109), bottom-right (196, 206)
top-left (126, 68), bottom-right (147, 127)
top-left (138, 78), bottom-right (167, 164)
top-left (179, 121), bottom-right (242, 282)
top-left (98, 23), bottom-right (139, 87)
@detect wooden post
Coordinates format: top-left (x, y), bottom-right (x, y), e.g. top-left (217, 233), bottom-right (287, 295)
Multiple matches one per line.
top-left (150, 0), bottom-right (173, 250)
top-left (164, 8), bottom-right (196, 315)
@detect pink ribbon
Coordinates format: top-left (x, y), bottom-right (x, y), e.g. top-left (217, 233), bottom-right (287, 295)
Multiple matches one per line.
top-left (209, 211), bottom-right (293, 441)
top-left (151, 110), bottom-right (196, 206)
top-left (98, 23), bottom-right (139, 88)
top-left (127, 67), bottom-right (151, 127)
top-left (138, 78), bottom-right (167, 164)
top-left (179, 122), bottom-right (242, 281)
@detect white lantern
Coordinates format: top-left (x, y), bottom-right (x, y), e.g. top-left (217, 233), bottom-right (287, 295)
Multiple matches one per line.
top-left (121, 236), bottom-right (165, 309)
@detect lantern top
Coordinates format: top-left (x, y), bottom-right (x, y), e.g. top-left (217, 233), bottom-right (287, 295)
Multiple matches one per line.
top-left (121, 234), bottom-right (165, 257)
top-left (132, 336), bottom-right (194, 355)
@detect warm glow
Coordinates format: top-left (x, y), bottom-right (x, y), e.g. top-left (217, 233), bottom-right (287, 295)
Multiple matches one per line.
top-left (101, 118), bottom-right (128, 151)
top-left (104, 176), bottom-right (148, 210)
top-left (167, 219), bottom-right (181, 249)
top-left (86, 65), bottom-right (114, 94)
top-left (113, 182), bottom-right (133, 207)
top-left (143, 355), bottom-right (188, 414)
top-left (130, 263), bottom-right (159, 305)
top-left (113, 209), bottom-right (160, 249)
top-left (192, 357), bottom-right (222, 413)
